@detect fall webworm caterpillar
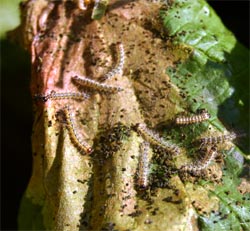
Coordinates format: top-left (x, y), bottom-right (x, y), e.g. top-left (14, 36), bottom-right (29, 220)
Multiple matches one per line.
top-left (34, 91), bottom-right (89, 102)
top-left (136, 123), bottom-right (181, 155)
top-left (176, 109), bottom-right (210, 125)
top-left (180, 146), bottom-right (217, 174)
top-left (72, 75), bottom-right (123, 93)
top-left (137, 141), bottom-right (151, 189)
top-left (101, 42), bottom-right (125, 81)
top-left (198, 132), bottom-right (245, 146)
top-left (63, 106), bottom-right (93, 154)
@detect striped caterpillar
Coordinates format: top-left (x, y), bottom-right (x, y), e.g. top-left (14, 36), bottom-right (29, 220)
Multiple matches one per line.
top-left (34, 91), bottom-right (89, 102)
top-left (101, 43), bottom-right (125, 81)
top-left (176, 109), bottom-right (210, 125)
top-left (137, 141), bottom-right (151, 189)
top-left (63, 106), bottom-right (93, 154)
top-left (180, 146), bottom-right (217, 174)
top-left (72, 75), bottom-right (123, 93)
top-left (198, 132), bottom-right (245, 146)
top-left (136, 123), bottom-right (181, 155)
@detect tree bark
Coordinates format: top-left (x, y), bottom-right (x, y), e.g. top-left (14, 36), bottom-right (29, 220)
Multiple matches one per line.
top-left (16, 0), bottom-right (220, 230)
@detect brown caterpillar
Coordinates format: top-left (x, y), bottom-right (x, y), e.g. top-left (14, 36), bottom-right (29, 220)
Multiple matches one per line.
top-left (180, 146), bottom-right (217, 174)
top-left (176, 109), bottom-right (210, 125)
top-left (198, 132), bottom-right (245, 146)
top-left (34, 91), bottom-right (89, 102)
top-left (137, 141), bottom-right (151, 189)
top-left (136, 123), bottom-right (180, 155)
top-left (63, 106), bottom-right (93, 154)
top-left (101, 42), bottom-right (125, 81)
top-left (72, 75), bottom-right (123, 93)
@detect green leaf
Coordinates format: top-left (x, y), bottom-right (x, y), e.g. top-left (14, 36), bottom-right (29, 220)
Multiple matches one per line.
top-left (0, 0), bottom-right (21, 38)
top-left (161, 0), bottom-right (249, 151)
top-left (18, 195), bottom-right (45, 230)
top-left (161, 0), bottom-right (236, 62)
top-left (199, 147), bottom-right (250, 231)
top-left (91, 0), bottom-right (109, 20)
top-left (160, 0), bottom-right (249, 230)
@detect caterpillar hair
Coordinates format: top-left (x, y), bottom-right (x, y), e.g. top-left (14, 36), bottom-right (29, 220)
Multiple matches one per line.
top-left (176, 109), bottom-right (210, 125)
top-left (101, 42), bottom-right (125, 81)
top-left (33, 91), bottom-right (89, 102)
top-left (180, 146), bottom-right (217, 174)
top-left (63, 106), bottom-right (93, 154)
top-left (33, 94), bottom-right (49, 102)
top-left (137, 141), bottom-right (151, 189)
top-left (72, 75), bottom-right (123, 93)
top-left (136, 123), bottom-right (181, 155)
top-left (198, 132), bottom-right (246, 146)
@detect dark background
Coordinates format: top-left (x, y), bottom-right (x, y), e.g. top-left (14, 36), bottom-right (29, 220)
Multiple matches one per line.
top-left (208, 0), bottom-right (249, 48)
top-left (1, 1), bottom-right (249, 230)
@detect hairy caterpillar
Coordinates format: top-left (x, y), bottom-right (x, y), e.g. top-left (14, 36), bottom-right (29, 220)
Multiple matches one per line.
top-left (176, 109), bottom-right (210, 125)
top-left (101, 42), bottom-right (125, 81)
top-left (198, 132), bottom-right (245, 146)
top-left (180, 146), bottom-right (217, 174)
top-left (63, 106), bottom-right (93, 154)
top-left (137, 141), bottom-right (151, 189)
top-left (136, 123), bottom-right (180, 155)
top-left (72, 75), bottom-right (123, 93)
top-left (34, 91), bottom-right (89, 102)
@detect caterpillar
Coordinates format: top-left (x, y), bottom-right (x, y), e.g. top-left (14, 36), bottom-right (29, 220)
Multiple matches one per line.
top-left (175, 109), bottom-right (210, 125)
top-left (136, 123), bottom-right (181, 155)
top-left (180, 146), bottom-right (217, 174)
top-left (63, 106), bottom-right (93, 154)
top-left (137, 141), bottom-right (151, 189)
top-left (101, 42), bottom-right (125, 81)
top-left (33, 93), bottom-right (49, 102)
top-left (33, 91), bottom-right (89, 102)
top-left (72, 75), bottom-right (123, 93)
top-left (198, 132), bottom-right (245, 146)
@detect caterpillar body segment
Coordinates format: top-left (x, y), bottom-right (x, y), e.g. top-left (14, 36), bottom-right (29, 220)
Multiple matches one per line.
top-left (137, 141), bottom-right (151, 189)
top-left (176, 110), bottom-right (210, 125)
top-left (34, 91), bottom-right (88, 102)
top-left (72, 75), bottom-right (123, 93)
top-left (136, 123), bottom-right (181, 155)
top-left (101, 42), bottom-right (125, 81)
top-left (199, 132), bottom-right (245, 146)
top-left (180, 146), bottom-right (217, 174)
top-left (63, 106), bottom-right (93, 155)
